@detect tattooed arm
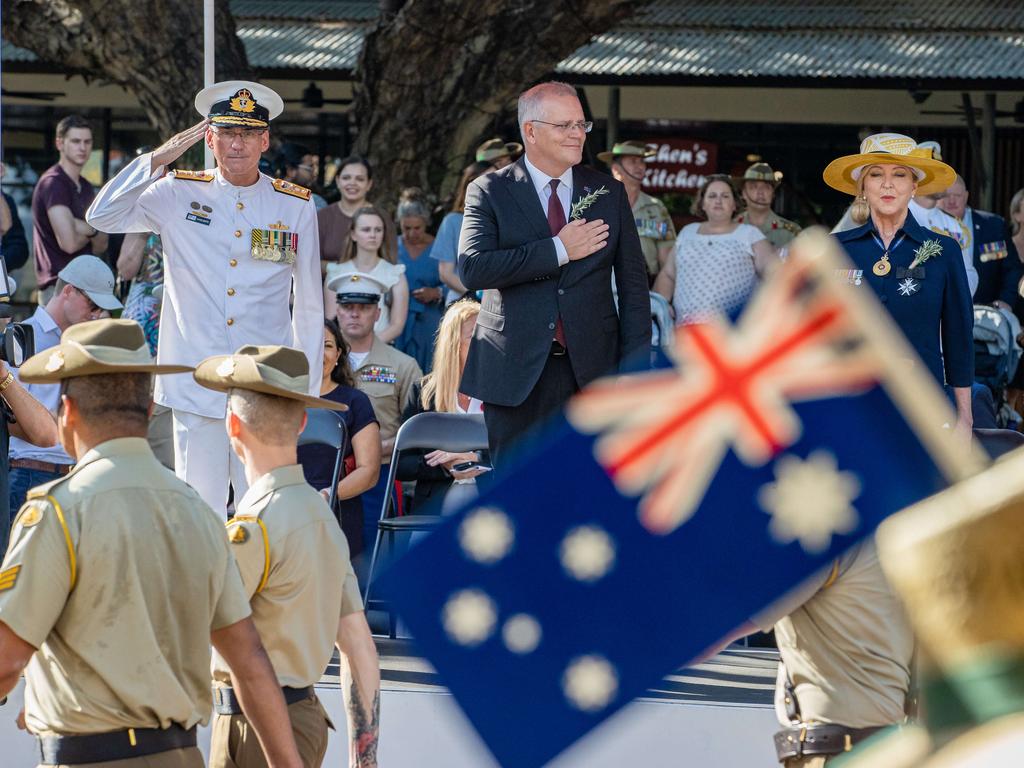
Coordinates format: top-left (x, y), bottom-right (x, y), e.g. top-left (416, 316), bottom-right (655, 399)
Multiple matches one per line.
top-left (337, 612), bottom-right (381, 767)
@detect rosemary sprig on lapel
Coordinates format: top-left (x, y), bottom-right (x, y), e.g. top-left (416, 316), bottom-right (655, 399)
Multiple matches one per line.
top-left (909, 239), bottom-right (943, 270)
top-left (569, 185), bottom-right (609, 220)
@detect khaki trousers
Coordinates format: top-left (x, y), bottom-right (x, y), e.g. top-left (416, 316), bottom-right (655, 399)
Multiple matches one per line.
top-left (40, 745), bottom-right (204, 768)
top-left (209, 694), bottom-right (330, 768)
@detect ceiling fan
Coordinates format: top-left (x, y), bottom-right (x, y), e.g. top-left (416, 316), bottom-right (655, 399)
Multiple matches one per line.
top-left (1, 87), bottom-right (66, 101)
top-left (283, 82), bottom-right (352, 109)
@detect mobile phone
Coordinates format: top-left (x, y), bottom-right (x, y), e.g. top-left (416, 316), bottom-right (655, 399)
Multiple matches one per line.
top-left (452, 461), bottom-right (492, 473)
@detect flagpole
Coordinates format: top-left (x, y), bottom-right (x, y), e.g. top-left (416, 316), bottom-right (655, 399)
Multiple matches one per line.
top-left (203, 0), bottom-right (215, 169)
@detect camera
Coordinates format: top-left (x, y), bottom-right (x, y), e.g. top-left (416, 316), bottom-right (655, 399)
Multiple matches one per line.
top-left (0, 322), bottom-right (34, 367)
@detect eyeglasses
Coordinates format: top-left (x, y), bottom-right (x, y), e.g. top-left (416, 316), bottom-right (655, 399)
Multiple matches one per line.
top-left (75, 287), bottom-right (101, 314)
top-left (530, 120), bottom-right (593, 134)
top-left (210, 127), bottom-right (266, 142)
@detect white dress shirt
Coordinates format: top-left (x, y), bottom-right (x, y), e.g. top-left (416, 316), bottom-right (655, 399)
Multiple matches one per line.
top-left (10, 306), bottom-right (72, 464)
top-left (522, 154), bottom-right (572, 266)
top-left (87, 154), bottom-right (324, 418)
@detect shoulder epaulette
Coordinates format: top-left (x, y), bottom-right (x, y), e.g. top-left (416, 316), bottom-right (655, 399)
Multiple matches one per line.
top-left (782, 220), bottom-right (801, 234)
top-left (226, 514), bottom-right (271, 593)
top-left (172, 169), bottom-right (215, 183)
top-left (26, 474), bottom-right (71, 500)
top-left (272, 178), bottom-right (312, 201)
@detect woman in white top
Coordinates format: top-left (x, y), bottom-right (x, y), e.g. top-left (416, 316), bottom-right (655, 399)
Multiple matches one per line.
top-left (654, 174), bottom-right (777, 324)
top-left (324, 205), bottom-right (409, 343)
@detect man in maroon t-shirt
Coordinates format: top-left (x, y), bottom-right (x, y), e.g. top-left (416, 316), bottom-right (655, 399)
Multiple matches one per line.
top-left (30, 114), bottom-right (108, 302)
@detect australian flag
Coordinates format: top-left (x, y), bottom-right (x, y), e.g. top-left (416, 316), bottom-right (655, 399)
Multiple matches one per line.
top-left (375, 230), bottom-right (980, 767)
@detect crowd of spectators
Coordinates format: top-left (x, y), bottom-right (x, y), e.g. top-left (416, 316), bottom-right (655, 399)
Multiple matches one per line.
top-left (5, 114), bottom-right (1024, 589)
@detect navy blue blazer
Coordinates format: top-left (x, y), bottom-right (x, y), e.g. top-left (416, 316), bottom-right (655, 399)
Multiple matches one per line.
top-left (970, 208), bottom-right (1022, 307)
top-left (835, 214), bottom-right (974, 388)
top-left (457, 159), bottom-right (650, 407)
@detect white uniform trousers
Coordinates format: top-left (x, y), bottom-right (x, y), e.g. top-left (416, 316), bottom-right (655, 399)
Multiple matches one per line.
top-left (171, 409), bottom-right (248, 518)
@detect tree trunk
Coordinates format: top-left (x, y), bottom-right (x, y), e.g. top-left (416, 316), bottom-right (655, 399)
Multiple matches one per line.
top-left (3, 0), bottom-right (251, 139)
top-left (353, 0), bottom-right (639, 207)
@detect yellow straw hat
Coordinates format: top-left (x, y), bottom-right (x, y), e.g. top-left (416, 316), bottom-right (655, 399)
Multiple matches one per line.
top-left (823, 133), bottom-right (956, 197)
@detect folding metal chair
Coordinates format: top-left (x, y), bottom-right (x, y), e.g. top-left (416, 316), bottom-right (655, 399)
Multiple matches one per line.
top-left (363, 412), bottom-right (488, 636)
top-left (298, 408), bottom-right (349, 513)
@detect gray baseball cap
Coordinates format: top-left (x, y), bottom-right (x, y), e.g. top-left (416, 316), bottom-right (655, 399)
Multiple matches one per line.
top-left (58, 255), bottom-right (123, 311)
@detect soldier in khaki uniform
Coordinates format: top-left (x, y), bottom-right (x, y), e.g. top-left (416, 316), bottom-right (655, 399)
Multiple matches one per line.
top-left (0, 319), bottom-right (303, 768)
top-left (598, 140), bottom-right (676, 282)
top-left (194, 344), bottom-right (381, 768)
top-left (706, 538), bottom-right (914, 767)
top-left (735, 162), bottom-right (802, 249)
top-left (334, 274), bottom-right (422, 568)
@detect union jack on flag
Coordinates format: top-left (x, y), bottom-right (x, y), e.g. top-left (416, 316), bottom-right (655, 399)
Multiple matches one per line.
top-left (375, 230), bottom-right (979, 768)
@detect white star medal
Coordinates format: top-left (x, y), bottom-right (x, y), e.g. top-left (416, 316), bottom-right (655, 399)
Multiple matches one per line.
top-left (897, 278), bottom-right (920, 296)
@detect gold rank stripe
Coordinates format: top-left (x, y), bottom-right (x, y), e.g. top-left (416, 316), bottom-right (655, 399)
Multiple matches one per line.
top-left (48, 495), bottom-right (77, 591)
top-left (0, 565), bottom-right (20, 592)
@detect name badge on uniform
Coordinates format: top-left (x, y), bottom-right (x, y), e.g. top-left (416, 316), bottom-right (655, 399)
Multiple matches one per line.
top-left (251, 229), bottom-right (298, 264)
top-left (360, 366), bottom-right (397, 384)
top-left (980, 240), bottom-right (1008, 263)
top-left (834, 268), bottom-right (863, 286)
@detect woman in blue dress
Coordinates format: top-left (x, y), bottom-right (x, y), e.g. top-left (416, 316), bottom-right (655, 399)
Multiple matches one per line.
top-left (395, 196), bottom-right (444, 371)
top-left (824, 133), bottom-right (974, 442)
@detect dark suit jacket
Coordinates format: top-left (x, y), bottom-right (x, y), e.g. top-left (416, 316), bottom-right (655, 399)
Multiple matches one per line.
top-left (970, 208), bottom-right (1021, 306)
top-left (457, 158), bottom-right (650, 407)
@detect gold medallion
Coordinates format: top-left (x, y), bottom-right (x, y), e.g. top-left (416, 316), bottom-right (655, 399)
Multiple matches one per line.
top-left (873, 256), bottom-right (891, 276)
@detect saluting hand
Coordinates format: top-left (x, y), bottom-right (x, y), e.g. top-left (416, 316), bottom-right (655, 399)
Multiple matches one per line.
top-left (150, 120), bottom-right (211, 174)
top-left (557, 218), bottom-right (609, 262)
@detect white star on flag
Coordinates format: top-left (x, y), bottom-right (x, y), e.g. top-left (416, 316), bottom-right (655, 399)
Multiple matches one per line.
top-left (442, 589), bottom-right (497, 647)
top-left (758, 451), bottom-right (861, 553)
top-left (562, 655), bottom-right (619, 712)
top-left (502, 614), bottom-right (543, 655)
top-left (560, 525), bottom-right (616, 582)
top-left (459, 507), bottom-right (515, 564)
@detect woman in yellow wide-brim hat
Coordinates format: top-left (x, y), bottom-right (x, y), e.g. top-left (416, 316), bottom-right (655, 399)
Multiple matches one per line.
top-left (825, 133), bottom-right (975, 444)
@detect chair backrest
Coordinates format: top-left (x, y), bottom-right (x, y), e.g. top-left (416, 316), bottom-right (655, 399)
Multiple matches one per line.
top-left (299, 407), bottom-right (346, 449)
top-left (379, 412), bottom-right (488, 520)
top-left (298, 408), bottom-right (349, 510)
top-left (388, 412), bottom-right (488, 463)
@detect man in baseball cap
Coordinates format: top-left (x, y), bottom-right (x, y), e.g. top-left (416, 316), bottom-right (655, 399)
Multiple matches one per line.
top-left (9, 254), bottom-right (122, 512)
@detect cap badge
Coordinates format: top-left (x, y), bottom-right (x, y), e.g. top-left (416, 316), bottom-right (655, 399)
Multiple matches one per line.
top-left (229, 89), bottom-right (256, 114)
top-left (216, 358), bottom-right (237, 377)
top-left (45, 350), bottom-right (65, 373)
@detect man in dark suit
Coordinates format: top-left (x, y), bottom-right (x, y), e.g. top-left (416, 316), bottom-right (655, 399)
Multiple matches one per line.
top-left (457, 81), bottom-right (651, 466)
top-left (940, 175), bottom-right (1022, 311)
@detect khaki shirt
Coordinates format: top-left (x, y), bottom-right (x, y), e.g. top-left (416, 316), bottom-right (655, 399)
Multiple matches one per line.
top-left (354, 335), bottom-right (422, 453)
top-left (754, 540), bottom-right (913, 729)
top-left (0, 437), bottom-right (251, 735)
top-left (213, 465), bottom-right (362, 690)
top-left (632, 191), bottom-right (676, 277)
top-left (735, 210), bottom-right (801, 249)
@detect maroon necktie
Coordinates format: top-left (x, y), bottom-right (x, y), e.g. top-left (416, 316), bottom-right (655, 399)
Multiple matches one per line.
top-left (547, 179), bottom-right (567, 347)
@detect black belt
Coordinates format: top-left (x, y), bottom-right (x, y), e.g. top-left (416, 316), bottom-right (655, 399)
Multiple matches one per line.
top-left (213, 684), bottom-right (314, 716)
top-left (37, 723), bottom-right (196, 765)
top-left (774, 723), bottom-right (886, 762)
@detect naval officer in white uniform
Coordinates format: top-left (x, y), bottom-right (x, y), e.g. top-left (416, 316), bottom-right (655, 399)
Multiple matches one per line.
top-left (87, 81), bottom-right (324, 514)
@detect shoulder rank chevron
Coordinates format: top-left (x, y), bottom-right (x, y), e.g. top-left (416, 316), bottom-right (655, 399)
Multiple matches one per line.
top-left (172, 170), bottom-right (215, 183)
top-left (272, 178), bottom-right (312, 201)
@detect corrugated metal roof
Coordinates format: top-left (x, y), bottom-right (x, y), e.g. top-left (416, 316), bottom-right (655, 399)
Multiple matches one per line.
top-left (5, 1), bottom-right (1024, 82)
top-left (237, 21), bottom-right (365, 71)
top-left (558, 29), bottom-right (1024, 80)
